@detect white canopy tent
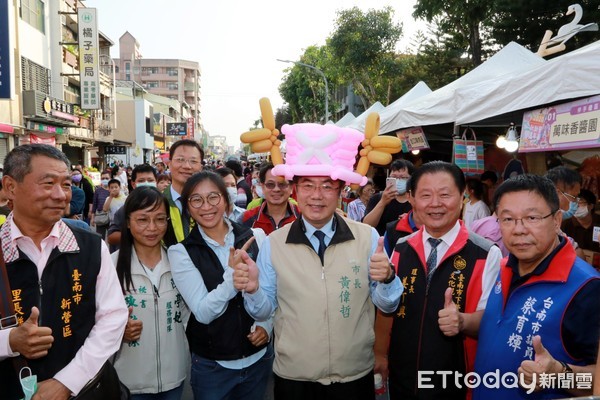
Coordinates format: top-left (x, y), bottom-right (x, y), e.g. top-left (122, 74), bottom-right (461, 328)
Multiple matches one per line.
top-left (344, 101), bottom-right (386, 131)
top-left (334, 112), bottom-right (356, 127)
top-left (380, 42), bottom-right (546, 133)
top-left (455, 40), bottom-right (600, 125)
top-left (378, 81), bottom-right (432, 133)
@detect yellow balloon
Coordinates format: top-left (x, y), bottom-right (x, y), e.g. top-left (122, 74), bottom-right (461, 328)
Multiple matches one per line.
top-left (364, 113), bottom-right (380, 139)
top-left (359, 149), bottom-right (368, 157)
top-left (370, 136), bottom-right (401, 149)
top-left (260, 98), bottom-right (275, 131)
top-left (362, 139), bottom-right (370, 148)
top-left (252, 139), bottom-right (273, 153)
top-left (241, 128), bottom-right (272, 143)
top-left (271, 146), bottom-right (283, 165)
top-left (355, 157), bottom-right (371, 176)
top-left (377, 147), bottom-right (402, 154)
top-left (367, 150), bottom-right (392, 165)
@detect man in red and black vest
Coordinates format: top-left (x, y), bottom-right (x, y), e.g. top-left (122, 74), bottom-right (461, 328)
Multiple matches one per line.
top-left (374, 161), bottom-right (502, 400)
top-left (0, 144), bottom-right (127, 400)
top-left (242, 163), bottom-right (299, 235)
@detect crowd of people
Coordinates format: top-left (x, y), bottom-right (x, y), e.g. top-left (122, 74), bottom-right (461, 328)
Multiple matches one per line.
top-left (0, 139), bottom-right (598, 400)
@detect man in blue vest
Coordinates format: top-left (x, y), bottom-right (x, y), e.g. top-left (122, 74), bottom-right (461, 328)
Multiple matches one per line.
top-left (474, 174), bottom-right (599, 399)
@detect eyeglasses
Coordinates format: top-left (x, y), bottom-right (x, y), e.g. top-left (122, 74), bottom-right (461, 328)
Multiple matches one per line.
top-left (188, 192), bottom-right (222, 209)
top-left (364, 188), bottom-right (376, 194)
top-left (497, 212), bottom-right (555, 228)
top-left (264, 181), bottom-right (290, 190)
top-left (560, 190), bottom-right (580, 203)
top-left (131, 215), bottom-right (169, 228)
top-left (172, 157), bottom-right (201, 167)
top-left (296, 182), bottom-right (340, 195)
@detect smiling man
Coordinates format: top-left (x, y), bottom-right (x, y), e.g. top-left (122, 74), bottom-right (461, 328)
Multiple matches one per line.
top-left (474, 174), bottom-right (599, 400)
top-left (375, 161), bottom-right (502, 400)
top-left (233, 123), bottom-right (401, 400)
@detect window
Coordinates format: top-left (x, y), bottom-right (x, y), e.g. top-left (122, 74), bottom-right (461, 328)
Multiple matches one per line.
top-left (146, 81), bottom-right (159, 88)
top-left (167, 82), bottom-right (178, 90)
top-left (166, 67), bottom-right (178, 77)
top-left (21, 57), bottom-right (50, 93)
top-left (20, 0), bottom-right (45, 33)
top-left (115, 66), bottom-right (119, 73)
top-left (142, 67), bottom-right (159, 75)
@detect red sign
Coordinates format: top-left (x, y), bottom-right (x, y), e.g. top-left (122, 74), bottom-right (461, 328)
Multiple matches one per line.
top-left (30, 134), bottom-right (56, 146)
top-left (187, 117), bottom-right (195, 138)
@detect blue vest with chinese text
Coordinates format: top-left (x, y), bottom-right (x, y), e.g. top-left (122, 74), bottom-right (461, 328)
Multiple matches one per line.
top-left (474, 257), bottom-right (599, 400)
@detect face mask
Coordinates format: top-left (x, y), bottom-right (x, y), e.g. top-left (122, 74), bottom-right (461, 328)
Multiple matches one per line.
top-left (255, 185), bottom-right (264, 198)
top-left (226, 187), bottom-right (238, 204)
top-left (252, 178), bottom-right (259, 186)
top-left (101, 179), bottom-right (109, 187)
top-left (574, 205), bottom-right (589, 219)
top-left (396, 179), bottom-right (408, 195)
top-left (562, 200), bottom-right (578, 220)
top-left (136, 181), bottom-right (157, 188)
top-left (464, 192), bottom-right (470, 200)
top-left (19, 367), bottom-right (37, 400)
top-left (72, 174), bottom-right (82, 183)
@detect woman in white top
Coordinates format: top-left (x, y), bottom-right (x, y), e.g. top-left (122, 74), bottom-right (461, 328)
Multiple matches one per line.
top-left (463, 178), bottom-right (491, 229)
top-left (112, 187), bottom-right (190, 400)
top-left (347, 179), bottom-right (375, 221)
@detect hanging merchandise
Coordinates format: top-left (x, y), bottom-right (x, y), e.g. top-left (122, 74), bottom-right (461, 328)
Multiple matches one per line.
top-left (452, 127), bottom-right (484, 175)
top-left (579, 154), bottom-right (600, 200)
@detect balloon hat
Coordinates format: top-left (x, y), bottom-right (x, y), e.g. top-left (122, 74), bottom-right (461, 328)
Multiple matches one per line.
top-left (240, 98), bottom-right (283, 165)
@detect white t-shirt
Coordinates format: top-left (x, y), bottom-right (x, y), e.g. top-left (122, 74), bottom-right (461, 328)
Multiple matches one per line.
top-left (463, 200), bottom-right (491, 229)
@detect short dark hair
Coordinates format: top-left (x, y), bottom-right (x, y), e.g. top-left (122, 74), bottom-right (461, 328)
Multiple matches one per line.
top-left (157, 173), bottom-right (170, 183)
top-left (390, 159), bottom-right (415, 175)
top-left (108, 178), bottom-right (121, 187)
top-left (169, 139), bottom-right (204, 161)
top-left (131, 164), bottom-right (157, 182)
top-left (480, 171), bottom-right (498, 185)
top-left (225, 159), bottom-right (243, 178)
top-left (493, 174), bottom-right (559, 213)
top-left (4, 144), bottom-right (70, 182)
top-left (180, 171), bottom-right (230, 221)
top-left (579, 189), bottom-right (596, 209)
top-left (259, 162), bottom-right (275, 183)
top-left (466, 178), bottom-right (485, 200)
top-left (409, 161), bottom-right (465, 194)
top-left (357, 179), bottom-right (374, 197)
top-left (545, 166), bottom-right (582, 189)
top-left (215, 167), bottom-right (235, 180)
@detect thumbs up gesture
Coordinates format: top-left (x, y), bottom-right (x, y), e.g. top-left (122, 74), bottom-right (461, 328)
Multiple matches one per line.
top-left (438, 288), bottom-right (463, 336)
top-left (123, 306), bottom-right (143, 343)
top-left (370, 237), bottom-right (394, 283)
top-left (233, 251), bottom-right (259, 294)
top-left (8, 306), bottom-right (54, 359)
top-left (518, 335), bottom-right (563, 390)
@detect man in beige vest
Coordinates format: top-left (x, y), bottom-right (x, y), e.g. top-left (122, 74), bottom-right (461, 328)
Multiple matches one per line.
top-left (233, 123), bottom-right (402, 400)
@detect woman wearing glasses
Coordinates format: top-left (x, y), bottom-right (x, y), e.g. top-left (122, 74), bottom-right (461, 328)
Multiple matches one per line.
top-left (168, 171), bottom-right (272, 400)
top-left (347, 179), bottom-right (375, 221)
top-left (112, 186), bottom-right (190, 399)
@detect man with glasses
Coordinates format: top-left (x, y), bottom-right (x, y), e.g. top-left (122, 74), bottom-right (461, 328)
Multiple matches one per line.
top-left (233, 123), bottom-right (402, 400)
top-left (241, 163), bottom-right (299, 235)
top-left (375, 161), bottom-right (501, 400)
top-left (164, 139), bottom-right (204, 246)
top-left (473, 174), bottom-right (599, 399)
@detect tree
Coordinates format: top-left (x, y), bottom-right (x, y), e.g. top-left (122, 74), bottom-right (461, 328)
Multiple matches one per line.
top-left (413, 0), bottom-right (494, 67)
top-left (327, 7), bottom-right (404, 108)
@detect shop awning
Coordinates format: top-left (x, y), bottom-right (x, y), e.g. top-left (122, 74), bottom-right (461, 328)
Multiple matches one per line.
top-left (0, 123), bottom-right (15, 134)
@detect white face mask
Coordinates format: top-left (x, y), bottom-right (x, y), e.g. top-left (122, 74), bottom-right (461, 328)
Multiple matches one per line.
top-left (255, 185), bottom-right (264, 198)
top-left (226, 187), bottom-right (238, 204)
top-left (574, 205), bottom-right (589, 219)
top-left (136, 181), bottom-right (157, 188)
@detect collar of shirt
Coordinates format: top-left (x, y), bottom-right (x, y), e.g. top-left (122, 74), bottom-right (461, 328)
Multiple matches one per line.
top-left (302, 216), bottom-right (335, 250)
top-left (422, 220), bottom-right (461, 265)
top-left (197, 217), bottom-right (235, 269)
top-left (170, 185), bottom-right (182, 213)
top-left (1, 213), bottom-right (79, 275)
top-left (229, 206), bottom-right (245, 222)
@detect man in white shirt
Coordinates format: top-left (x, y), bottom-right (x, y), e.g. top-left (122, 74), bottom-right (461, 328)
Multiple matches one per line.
top-left (0, 144), bottom-right (128, 400)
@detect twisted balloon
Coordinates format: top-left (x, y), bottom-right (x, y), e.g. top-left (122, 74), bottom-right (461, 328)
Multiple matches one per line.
top-left (240, 98), bottom-right (283, 165)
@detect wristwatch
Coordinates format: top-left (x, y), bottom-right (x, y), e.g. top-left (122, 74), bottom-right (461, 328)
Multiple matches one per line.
top-left (383, 263), bottom-right (396, 284)
top-left (558, 360), bottom-right (573, 374)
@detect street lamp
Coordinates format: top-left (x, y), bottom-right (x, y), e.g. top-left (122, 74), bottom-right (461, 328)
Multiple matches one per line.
top-left (277, 59), bottom-right (329, 123)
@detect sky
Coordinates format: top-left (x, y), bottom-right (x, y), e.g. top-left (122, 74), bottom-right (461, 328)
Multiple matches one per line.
top-left (84, 0), bottom-right (427, 151)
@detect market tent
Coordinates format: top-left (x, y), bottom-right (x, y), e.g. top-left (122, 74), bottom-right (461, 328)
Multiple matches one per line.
top-left (380, 42), bottom-right (546, 133)
top-left (456, 40), bottom-right (600, 125)
top-left (345, 101), bottom-right (386, 131)
top-left (379, 81), bottom-right (432, 133)
top-left (334, 112), bottom-right (356, 127)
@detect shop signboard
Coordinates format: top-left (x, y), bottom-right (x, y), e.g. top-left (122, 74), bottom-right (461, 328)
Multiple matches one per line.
top-left (78, 8), bottom-right (100, 110)
top-left (520, 95), bottom-right (600, 152)
top-left (187, 117), bottom-right (195, 138)
top-left (30, 134), bottom-right (56, 146)
top-left (166, 122), bottom-right (186, 136)
top-left (396, 126), bottom-right (430, 152)
top-left (105, 145), bottom-right (127, 155)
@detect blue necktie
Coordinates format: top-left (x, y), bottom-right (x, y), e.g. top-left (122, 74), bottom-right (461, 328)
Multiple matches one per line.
top-left (426, 238), bottom-right (443, 285)
top-left (314, 230), bottom-right (327, 265)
